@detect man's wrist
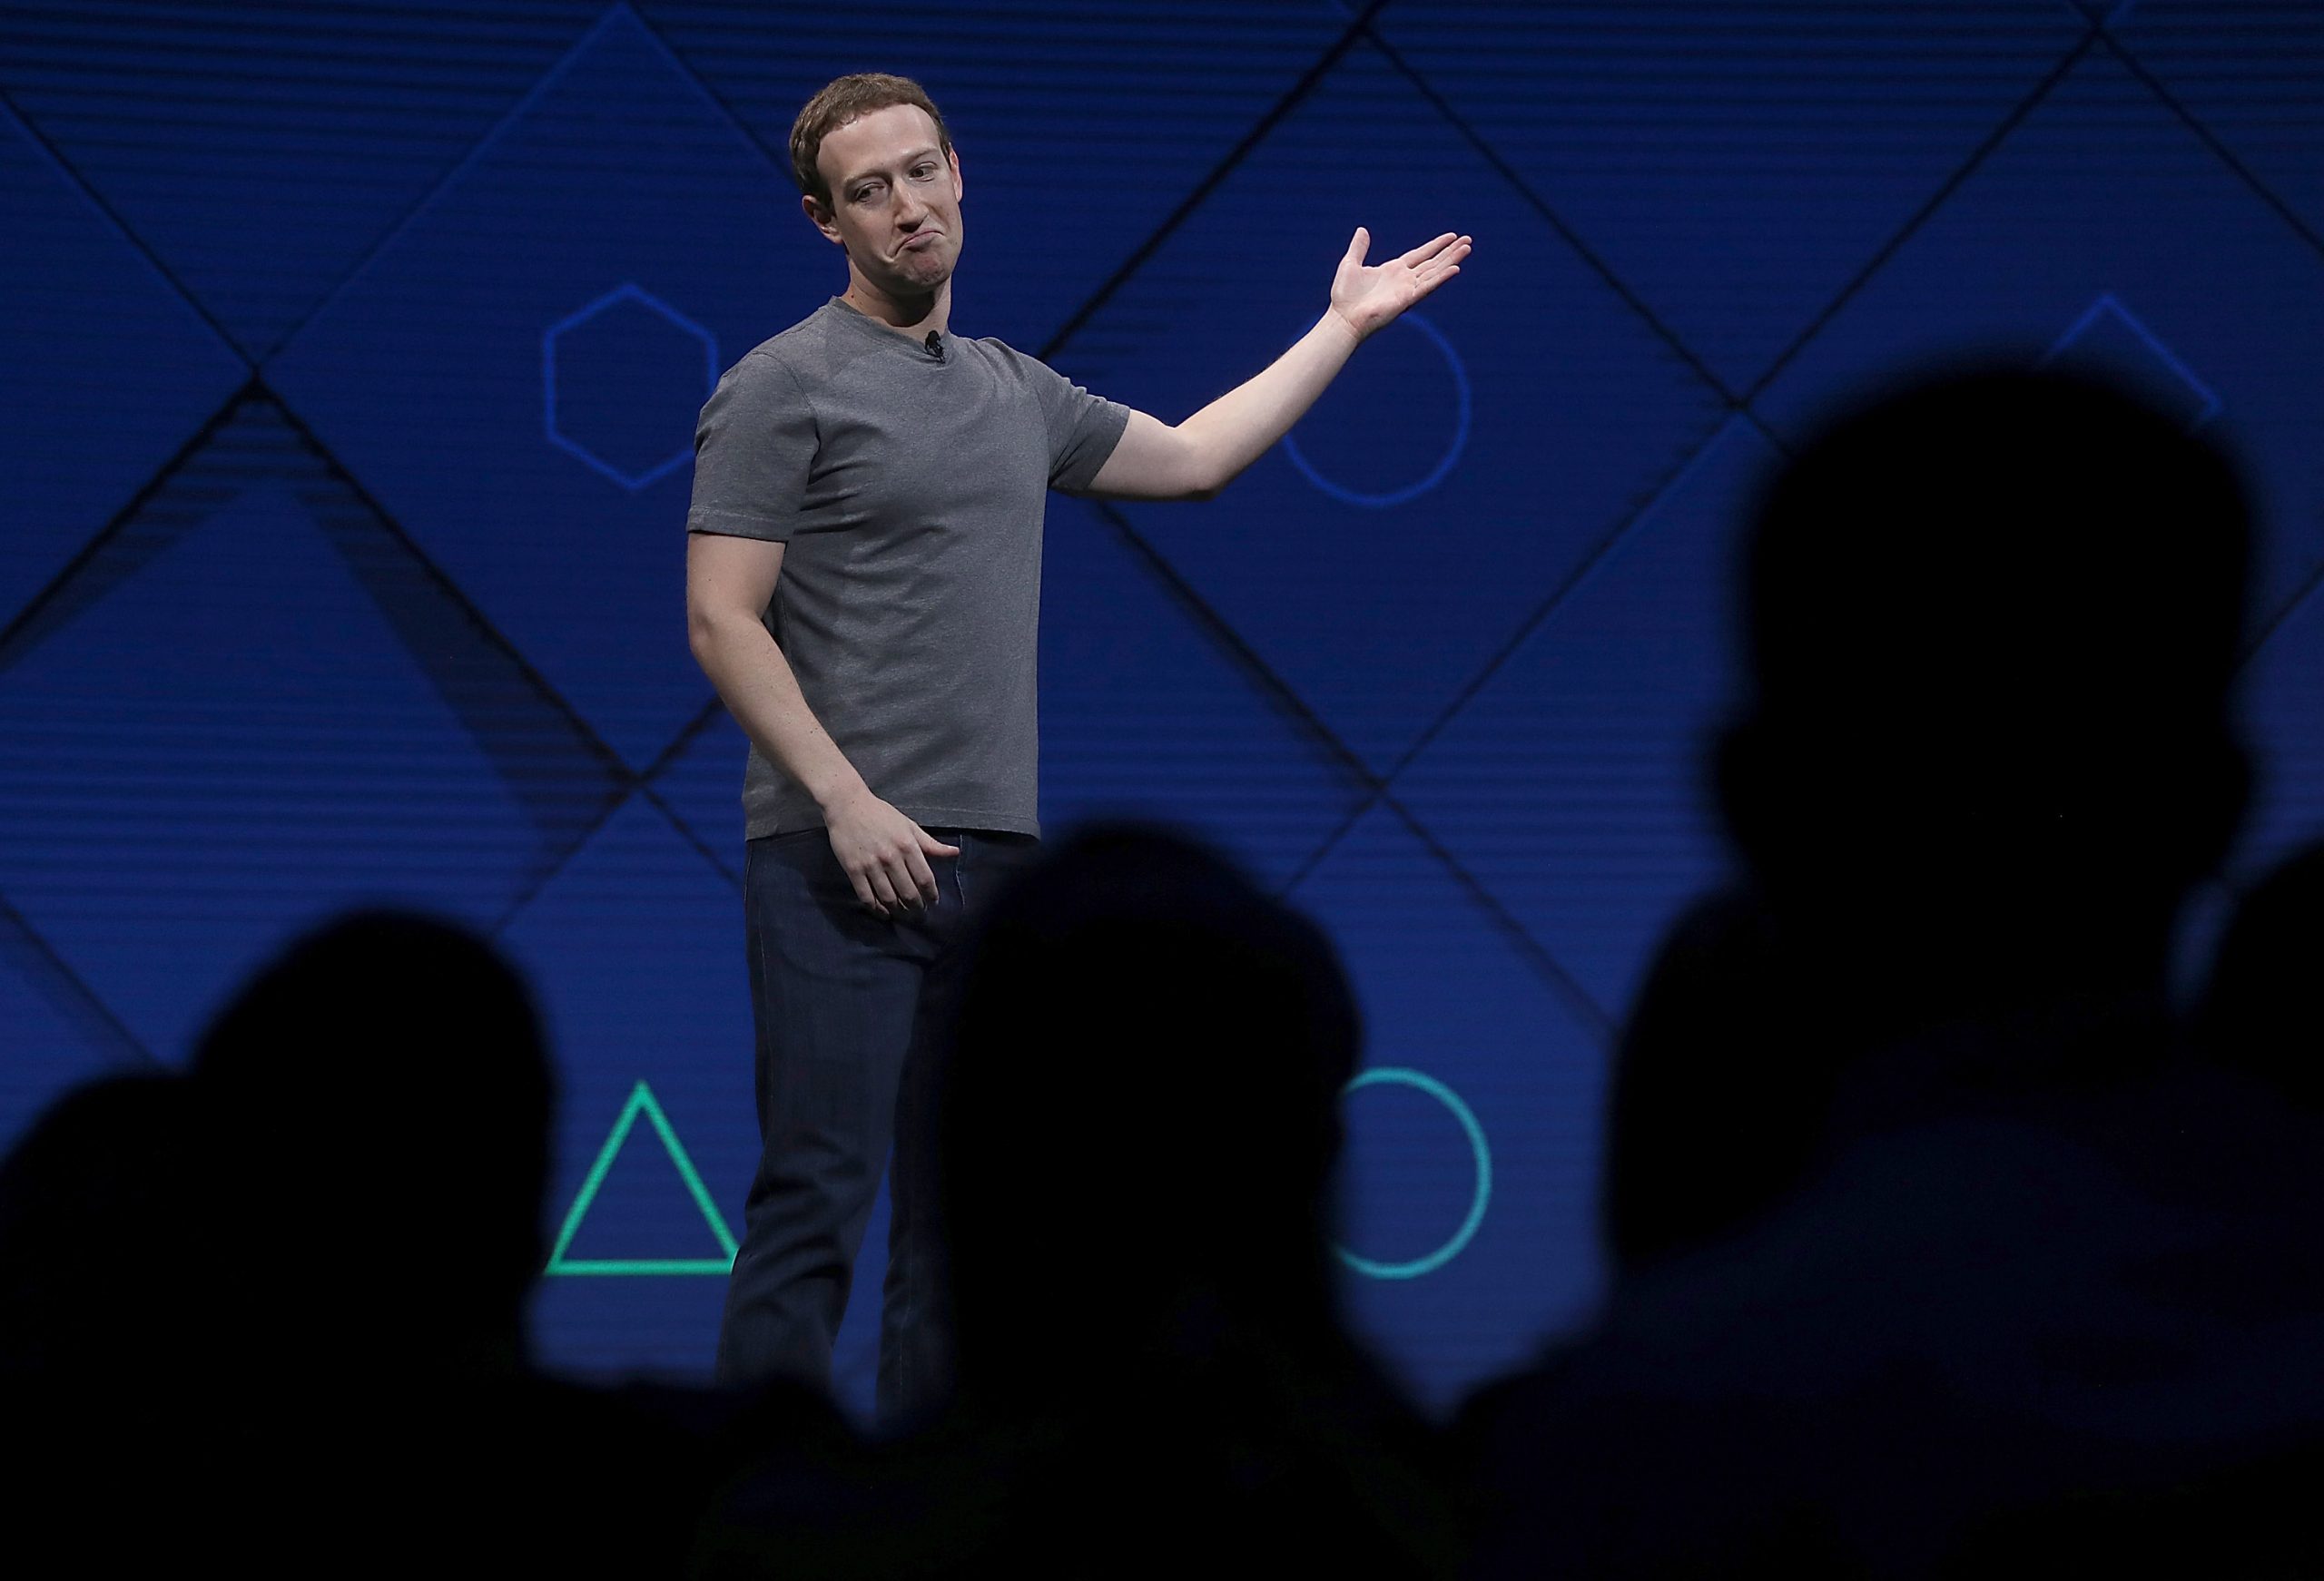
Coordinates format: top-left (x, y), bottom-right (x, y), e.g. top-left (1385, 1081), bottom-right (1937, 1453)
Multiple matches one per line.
top-left (810, 771), bottom-right (870, 818)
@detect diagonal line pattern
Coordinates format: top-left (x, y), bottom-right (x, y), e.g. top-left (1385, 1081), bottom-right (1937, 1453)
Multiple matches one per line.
top-left (1304, 411), bottom-right (1742, 867)
top-left (256, 5), bottom-right (619, 366)
top-left (1258, 15), bottom-right (2114, 951)
top-left (621, 2), bottom-right (822, 179)
top-left (0, 378), bottom-right (258, 665)
top-left (0, 79), bottom-right (247, 369)
top-left (641, 696), bottom-right (728, 781)
top-left (0, 0), bottom-right (852, 974)
top-left (263, 1), bottom-right (799, 370)
top-left (490, 790), bottom-right (632, 936)
top-left (1078, 496), bottom-right (1624, 1035)
top-left (0, 884), bottom-right (158, 1071)
top-left (1352, 24), bottom-right (1745, 409)
top-left (1086, 500), bottom-right (1381, 796)
top-left (264, 393), bottom-right (634, 792)
top-left (1381, 794), bottom-right (1618, 1046)
top-left (2093, 25), bottom-right (2324, 268)
top-left (1740, 23), bottom-right (2102, 406)
top-left (2238, 554), bottom-right (2324, 680)
top-left (1270, 412), bottom-right (1738, 911)
top-left (638, 781), bottom-right (742, 888)
top-left (1037, 0), bottom-right (1392, 362)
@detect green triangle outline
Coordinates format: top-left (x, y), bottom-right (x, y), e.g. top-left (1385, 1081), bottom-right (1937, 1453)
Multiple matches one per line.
top-left (544, 1080), bottom-right (739, 1276)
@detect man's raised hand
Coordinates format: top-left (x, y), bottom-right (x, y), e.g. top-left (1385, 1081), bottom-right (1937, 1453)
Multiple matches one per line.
top-left (1327, 227), bottom-right (1472, 342)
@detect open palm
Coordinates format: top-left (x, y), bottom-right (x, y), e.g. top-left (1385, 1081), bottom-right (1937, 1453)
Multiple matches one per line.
top-left (1329, 227), bottom-right (1472, 340)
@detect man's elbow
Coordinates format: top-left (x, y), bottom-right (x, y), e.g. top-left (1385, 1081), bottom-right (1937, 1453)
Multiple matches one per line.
top-left (1184, 465), bottom-right (1228, 503)
top-left (1179, 434), bottom-right (1229, 502)
top-left (686, 602), bottom-right (743, 670)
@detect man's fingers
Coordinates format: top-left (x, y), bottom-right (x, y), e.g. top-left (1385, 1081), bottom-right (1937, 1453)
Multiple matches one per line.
top-left (901, 848), bottom-right (940, 908)
top-left (906, 825), bottom-right (954, 908)
top-left (1410, 268), bottom-right (1458, 302)
top-left (1344, 225), bottom-right (1370, 265)
top-left (1403, 249), bottom-right (1459, 286)
top-left (863, 866), bottom-right (902, 914)
top-left (1411, 239), bottom-right (1471, 295)
top-left (1402, 231), bottom-right (1467, 267)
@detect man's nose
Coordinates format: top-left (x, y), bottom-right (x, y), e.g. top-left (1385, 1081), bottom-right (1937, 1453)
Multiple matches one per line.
top-left (894, 187), bottom-right (926, 225)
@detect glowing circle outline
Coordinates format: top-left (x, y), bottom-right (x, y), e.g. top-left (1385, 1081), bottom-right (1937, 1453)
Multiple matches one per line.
top-left (1282, 309), bottom-right (1472, 509)
top-left (1334, 1065), bottom-right (1492, 1281)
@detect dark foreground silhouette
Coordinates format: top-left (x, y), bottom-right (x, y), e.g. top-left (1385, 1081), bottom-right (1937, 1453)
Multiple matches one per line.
top-left (0, 912), bottom-right (844, 1573)
top-left (0, 1073), bottom-right (214, 1565)
top-left (1463, 367), bottom-right (2324, 1578)
top-left (693, 824), bottom-right (1463, 1578)
top-left (2201, 838), bottom-right (2324, 1110)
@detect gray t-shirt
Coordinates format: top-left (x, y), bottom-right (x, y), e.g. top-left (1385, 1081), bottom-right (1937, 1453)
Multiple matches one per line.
top-left (686, 298), bottom-right (1129, 840)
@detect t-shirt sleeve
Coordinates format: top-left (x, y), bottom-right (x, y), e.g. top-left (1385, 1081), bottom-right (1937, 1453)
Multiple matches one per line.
top-left (1004, 346), bottom-right (1130, 496)
top-left (685, 351), bottom-right (814, 542)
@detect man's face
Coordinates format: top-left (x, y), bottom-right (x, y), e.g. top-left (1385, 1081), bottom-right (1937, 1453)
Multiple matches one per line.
top-left (808, 103), bottom-right (963, 294)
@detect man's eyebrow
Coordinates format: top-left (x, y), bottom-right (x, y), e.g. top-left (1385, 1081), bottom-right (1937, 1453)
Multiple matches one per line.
top-left (844, 147), bottom-right (943, 189)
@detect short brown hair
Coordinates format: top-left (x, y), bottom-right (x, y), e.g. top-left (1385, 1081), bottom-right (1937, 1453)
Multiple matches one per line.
top-left (790, 73), bottom-right (952, 209)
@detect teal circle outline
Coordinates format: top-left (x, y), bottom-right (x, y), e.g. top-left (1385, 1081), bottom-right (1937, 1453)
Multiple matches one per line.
top-left (1334, 1066), bottom-right (1492, 1281)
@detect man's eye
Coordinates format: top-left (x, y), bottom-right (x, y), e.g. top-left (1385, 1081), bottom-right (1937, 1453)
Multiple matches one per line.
top-left (911, 164), bottom-right (936, 178)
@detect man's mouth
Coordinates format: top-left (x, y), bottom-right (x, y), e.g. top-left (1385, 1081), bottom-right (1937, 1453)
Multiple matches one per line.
top-left (900, 232), bottom-right (940, 252)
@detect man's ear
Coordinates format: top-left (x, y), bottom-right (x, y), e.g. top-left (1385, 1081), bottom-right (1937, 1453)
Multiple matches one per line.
top-left (949, 145), bottom-right (964, 201)
top-left (802, 191), bottom-right (842, 246)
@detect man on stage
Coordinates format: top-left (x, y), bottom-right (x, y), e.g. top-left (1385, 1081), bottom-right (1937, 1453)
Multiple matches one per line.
top-left (684, 72), bottom-right (1468, 1420)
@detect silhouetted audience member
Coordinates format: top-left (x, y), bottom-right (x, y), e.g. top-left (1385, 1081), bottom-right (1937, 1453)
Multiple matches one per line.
top-left (2201, 839), bottom-right (2324, 1109)
top-left (194, 910), bottom-right (552, 1382)
top-left (1940, 1435), bottom-right (2324, 1580)
top-left (0, 1073), bottom-right (200, 1385)
top-left (1718, 367), bottom-right (2247, 1122)
top-left (185, 910), bottom-right (793, 1571)
top-left (1459, 368), bottom-right (2324, 1577)
top-left (692, 824), bottom-right (1462, 1578)
top-left (1599, 885), bottom-right (1815, 1274)
top-left (0, 1072), bottom-right (219, 1563)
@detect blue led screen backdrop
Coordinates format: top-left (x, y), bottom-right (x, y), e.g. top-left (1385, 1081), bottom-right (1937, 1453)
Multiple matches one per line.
top-left (5, 2), bottom-right (2322, 1416)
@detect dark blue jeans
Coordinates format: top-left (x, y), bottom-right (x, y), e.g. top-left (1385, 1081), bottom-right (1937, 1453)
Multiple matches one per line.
top-left (714, 825), bottom-right (1037, 1421)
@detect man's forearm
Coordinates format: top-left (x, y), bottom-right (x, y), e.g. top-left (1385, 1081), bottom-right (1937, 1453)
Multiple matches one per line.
top-left (1177, 309), bottom-right (1363, 495)
top-left (690, 612), bottom-right (867, 813)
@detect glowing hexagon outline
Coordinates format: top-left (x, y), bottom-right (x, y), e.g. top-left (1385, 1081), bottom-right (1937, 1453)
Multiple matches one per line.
top-left (1282, 310), bottom-right (1472, 509)
top-left (1334, 1065), bottom-right (1492, 1281)
top-left (543, 281), bottom-right (720, 491)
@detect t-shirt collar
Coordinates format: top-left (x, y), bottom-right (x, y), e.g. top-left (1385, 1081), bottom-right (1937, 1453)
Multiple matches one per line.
top-left (826, 296), bottom-right (947, 352)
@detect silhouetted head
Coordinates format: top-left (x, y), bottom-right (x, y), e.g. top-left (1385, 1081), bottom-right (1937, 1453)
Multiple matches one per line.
top-left (192, 910), bottom-right (553, 1373)
top-left (1719, 366), bottom-right (2250, 1007)
top-left (2201, 840), bottom-right (2324, 1108)
top-left (937, 824), bottom-right (1360, 1402)
top-left (0, 1073), bottom-right (203, 1389)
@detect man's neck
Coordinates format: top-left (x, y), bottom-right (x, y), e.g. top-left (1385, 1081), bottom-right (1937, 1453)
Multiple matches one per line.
top-left (839, 271), bottom-right (950, 339)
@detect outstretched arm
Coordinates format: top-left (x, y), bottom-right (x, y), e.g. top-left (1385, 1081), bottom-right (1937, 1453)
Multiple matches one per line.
top-left (1087, 227), bottom-right (1472, 501)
